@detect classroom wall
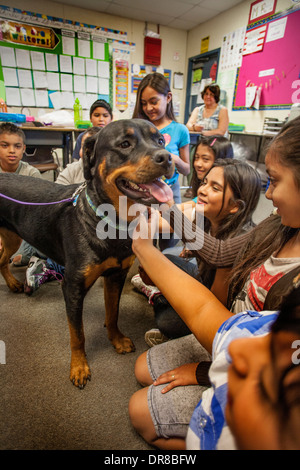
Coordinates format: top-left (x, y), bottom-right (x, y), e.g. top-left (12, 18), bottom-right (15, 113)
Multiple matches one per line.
top-left (186, 0), bottom-right (293, 132)
top-left (1, 0), bottom-right (188, 123)
top-left (2, 0), bottom-right (294, 131)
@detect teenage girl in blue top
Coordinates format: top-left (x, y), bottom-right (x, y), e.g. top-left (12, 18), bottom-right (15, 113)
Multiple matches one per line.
top-left (132, 72), bottom-right (190, 205)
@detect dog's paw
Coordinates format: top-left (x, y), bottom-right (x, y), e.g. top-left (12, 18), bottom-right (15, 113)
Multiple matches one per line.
top-left (70, 358), bottom-right (91, 389)
top-left (8, 279), bottom-right (24, 293)
top-left (113, 335), bottom-right (136, 354)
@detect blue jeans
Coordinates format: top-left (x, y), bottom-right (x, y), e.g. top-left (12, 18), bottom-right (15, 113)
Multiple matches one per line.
top-left (153, 254), bottom-right (199, 338)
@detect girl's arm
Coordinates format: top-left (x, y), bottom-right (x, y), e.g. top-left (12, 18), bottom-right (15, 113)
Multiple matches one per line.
top-left (171, 144), bottom-right (190, 176)
top-left (132, 220), bottom-right (232, 353)
top-left (163, 204), bottom-right (251, 267)
top-left (158, 201), bottom-right (195, 233)
top-left (201, 107), bottom-right (229, 137)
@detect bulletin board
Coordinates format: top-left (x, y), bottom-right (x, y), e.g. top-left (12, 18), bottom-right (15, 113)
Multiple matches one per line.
top-left (232, 6), bottom-right (300, 110)
top-left (131, 65), bottom-right (171, 93)
top-left (0, 5), bottom-right (118, 110)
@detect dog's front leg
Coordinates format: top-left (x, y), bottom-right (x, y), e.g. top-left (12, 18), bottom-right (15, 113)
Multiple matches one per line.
top-left (0, 228), bottom-right (23, 292)
top-left (104, 269), bottom-right (135, 354)
top-left (62, 281), bottom-right (91, 388)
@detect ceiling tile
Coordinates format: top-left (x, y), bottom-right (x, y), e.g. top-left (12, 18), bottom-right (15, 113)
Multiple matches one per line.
top-left (46, 0), bottom-right (245, 30)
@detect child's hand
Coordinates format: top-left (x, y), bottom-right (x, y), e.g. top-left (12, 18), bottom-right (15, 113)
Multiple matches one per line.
top-left (179, 247), bottom-right (194, 258)
top-left (132, 209), bottom-right (159, 253)
top-left (153, 363), bottom-right (199, 393)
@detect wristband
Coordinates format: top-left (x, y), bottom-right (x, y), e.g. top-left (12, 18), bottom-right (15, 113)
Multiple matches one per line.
top-left (195, 361), bottom-right (212, 387)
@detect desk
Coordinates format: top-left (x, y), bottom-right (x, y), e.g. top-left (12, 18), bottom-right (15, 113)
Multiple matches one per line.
top-left (228, 131), bottom-right (273, 165)
top-left (21, 126), bottom-right (76, 168)
top-left (189, 130), bottom-right (272, 165)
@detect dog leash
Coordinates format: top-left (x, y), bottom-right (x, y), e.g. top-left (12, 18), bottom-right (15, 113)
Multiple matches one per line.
top-left (0, 183), bottom-right (136, 233)
top-left (0, 182), bottom-right (86, 207)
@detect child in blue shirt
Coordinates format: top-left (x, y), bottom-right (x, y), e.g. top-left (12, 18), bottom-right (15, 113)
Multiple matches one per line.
top-left (132, 72), bottom-right (190, 205)
top-left (133, 72), bottom-right (190, 250)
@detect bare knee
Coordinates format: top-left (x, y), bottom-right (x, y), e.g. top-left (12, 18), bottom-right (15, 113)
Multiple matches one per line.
top-left (135, 351), bottom-right (153, 386)
top-left (128, 387), bottom-right (157, 445)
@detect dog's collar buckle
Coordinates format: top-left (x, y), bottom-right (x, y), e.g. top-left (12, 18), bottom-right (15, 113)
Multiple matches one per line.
top-left (72, 182), bottom-right (87, 206)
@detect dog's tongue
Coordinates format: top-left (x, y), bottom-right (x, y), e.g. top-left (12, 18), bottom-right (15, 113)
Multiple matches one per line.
top-left (140, 179), bottom-right (173, 203)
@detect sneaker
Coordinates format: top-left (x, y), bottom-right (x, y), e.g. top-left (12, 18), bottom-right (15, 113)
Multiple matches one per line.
top-left (131, 274), bottom-right (161, 304)
top-left (24, 256), bottom-right (63, 295)
top-left (144, 329), bottom-right (169, 347)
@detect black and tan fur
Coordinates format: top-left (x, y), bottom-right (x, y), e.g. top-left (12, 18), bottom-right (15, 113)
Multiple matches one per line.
top-left (0, 119), bottom-right (173, 388)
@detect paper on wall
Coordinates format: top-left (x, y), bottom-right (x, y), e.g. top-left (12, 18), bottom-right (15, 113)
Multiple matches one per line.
top-left (15, 49), bottom-right (31, 69)
top-left (30, 51), bottom-right (45, 71)
top-left (99, 77), bottom-right (109, 95)
top-left (34, 89), bottom-right (49, 107)
top-left (93, 41), bottom-right (105, 60)
top-left (47, 72), bottom-right (60, 90)
top-left (266, 17), bottom-right (287, 42)
top-left (73, 57), bottom-right (85, 75)
top-left (86, 76), bottom-right (98, 93)
top-left (61, 91), bottom-right (75, 109)
top-left (17, 69), bottom-right (33, 88)
top-left (73, 75), bottom-right (86, 93)
top-left (3, 67), bottom-right (18, 87)
top-left (20, 88), bottom-right (36, 106)
top-left (5, 87), bottom-right (21, 106)
top-left (245, 86), bottom-right (257, 107)
top-left (49, 91), bottom-right (62, 109)
top-left (45, 53), bottom-right (59, 72)
top-left (78, 39), bottom-right (91, 58)
top-left (60, 55), bottom-right (72, 74)
top-left (33, 71), bottom-right (48, 89)
top-left (0, 46), bottom-right (16, 67)
top-left (62, 35), bottom-right (75, 56)
top-left (60, 73), bottom-right (73, 91)
top-left (85, 58), bottom-right (97, 76)
top-left (98, 61), bottom-right (110, 78)
top-left (253, 86), bottom-right (262, 109)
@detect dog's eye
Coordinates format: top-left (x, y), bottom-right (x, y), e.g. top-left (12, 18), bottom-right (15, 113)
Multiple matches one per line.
top-left (158, 137), bottom-right (165, 146)
top-left (119, 140), bottom-right (131, 149)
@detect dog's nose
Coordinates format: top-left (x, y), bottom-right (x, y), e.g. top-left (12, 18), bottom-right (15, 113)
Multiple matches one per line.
top-left (152, 150), bottom-right (172, 168)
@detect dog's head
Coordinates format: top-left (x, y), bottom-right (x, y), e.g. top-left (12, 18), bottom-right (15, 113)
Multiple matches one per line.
top-left (83, 119), bottom-right (175, 214)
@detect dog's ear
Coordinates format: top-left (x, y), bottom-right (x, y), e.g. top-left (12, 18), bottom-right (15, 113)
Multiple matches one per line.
top-left (82, 133), bottom-right (99, 181)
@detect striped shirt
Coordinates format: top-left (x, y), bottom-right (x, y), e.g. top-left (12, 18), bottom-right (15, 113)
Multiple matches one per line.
top-left (186, 310), bottom-right (278, 450)
top-left (196, 104), bottom-right (229, 138)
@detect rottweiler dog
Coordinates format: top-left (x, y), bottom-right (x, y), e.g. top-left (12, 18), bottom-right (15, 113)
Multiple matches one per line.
top-left (0, 119), bottom-right (174, 388)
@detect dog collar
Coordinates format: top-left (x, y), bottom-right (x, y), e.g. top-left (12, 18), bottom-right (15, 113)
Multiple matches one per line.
top-left (84, 188), bottom-right (129, 232)
top-left (84, 188), bottom-right (98, 213)
top-left (72, 182), bottom-right (87, 206)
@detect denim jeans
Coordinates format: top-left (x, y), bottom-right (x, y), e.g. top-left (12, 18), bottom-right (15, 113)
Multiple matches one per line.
top-left (153, 254), bottom-right (199, 338)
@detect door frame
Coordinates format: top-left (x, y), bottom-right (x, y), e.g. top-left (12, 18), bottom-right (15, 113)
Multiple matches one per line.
top-left (184, 48), bottom-right (220, 124)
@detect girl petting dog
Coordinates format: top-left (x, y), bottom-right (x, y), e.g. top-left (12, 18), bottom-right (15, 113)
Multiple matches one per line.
top-left (129, 116), bottom-right (300, 450)
top-left (133, 159), bottom-right (261, 342)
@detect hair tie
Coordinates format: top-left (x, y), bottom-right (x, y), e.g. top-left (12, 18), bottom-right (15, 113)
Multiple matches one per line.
top-left (210, 138), bottom-right (217, 147)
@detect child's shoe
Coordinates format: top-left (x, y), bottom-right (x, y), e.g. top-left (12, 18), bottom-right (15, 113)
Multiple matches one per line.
top-left (144, 329), bottom-right (169, 347)
top-left (131, 273), bottom-right (161, 304)
top-left (24, 256), bottom-right (63, 295)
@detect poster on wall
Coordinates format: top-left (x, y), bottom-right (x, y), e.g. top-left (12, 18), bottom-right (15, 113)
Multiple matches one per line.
top-left (131, 64), bottom-right (171, 93)
top-left (219, 26), bottom-right (246, 71)
top-left (248, 0), bottom-right (277, 24)
top-left (115, 58), bottom-right (128, 112)
top-left (233, 6), bottom-right (300, 110)
top-left (242, 24), bottom-right (267, 55)
top-left (0, 5), bottom-right (120, 109)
